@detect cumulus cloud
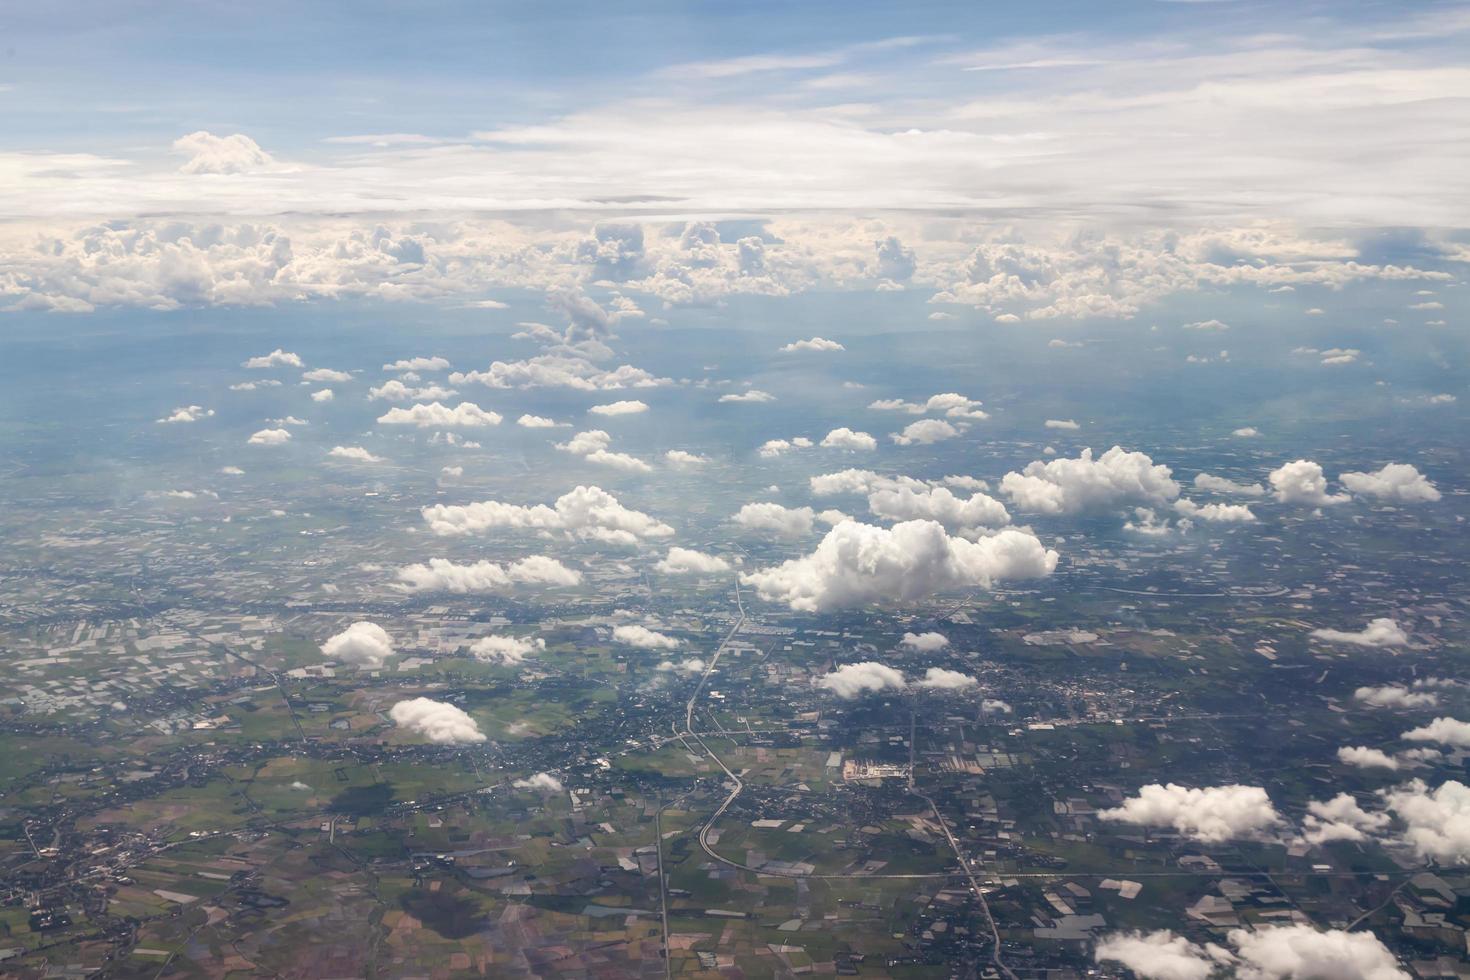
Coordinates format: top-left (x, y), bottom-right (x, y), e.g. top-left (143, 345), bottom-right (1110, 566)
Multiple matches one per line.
top-left (655, 547), bottom-right (731, 575)
top-left (377, 401), bottom-right (503, 427)
top-left (1173, 499), bottom-right (1256, 522)
top-left (303, 367), bottom-right (352, 383)
top-left (384, 356), bottom-right (451, 372)
top-left (1338, 745), bottom-right (1400, 770)
top-left (779, 336), bottom-right (845, 352)
top-left (1001, 447), bottom-right (1179, 515)
top-left (870, 393), bottom-right (987, 419)
top-left (1381, 779), bottom-right (1470, 865)
top-left (915, 667), bottom-right (978, 690)
top-left (665, 449), bottom-right (709, 467)
top-left (248, 427), bottom-right (291, 445)
top-left (1044, 418), bottom-right (1080, 430)
top-left (328, 445), bottom-right (383, 463)
top-left (1182, 319), bottom-right (1230, 331)
top-left (321, 621), bottom-right (394, 668)
top-left (817, 661), bottom-right (907, 699)
top-left (820, 427), bottom-right (877, 451)
top-left (1229, 925), bottom-right (1407, 980)
top-left (1403, 717), bottom-right (1470, 749)
top-left (759, 437), bottom-right (814, 458)
top-left (741, 519), bottom-right (1058, 612)
top-left (423, 485), bottom-right (672, 545)
top-left (389, 697), bottom-right (486, 744)
top-left (589, 399), bottom-right (649, 416)
top-left (1099, 784), bottom-right (1281, 842)
top-left (1233, 427), bottom-right (1261, 438)
top-left (517, 414), bottom-right (567, 428)
top-left (243, 348), bottom-right (302, 369)
top-left (719, 389), bottom-right (776, 403)
top-left (1301, 792), bottom-right (1391, 845)
top-left (157, 405), bottom-right (214, 424)
top-left (1355, 683), bottom-right (1439, 709)
top-left (173, 131), bottom-right (276, 175)
top-left (733, 502), bottom-right (819, 538)
top-left (657, 657), bottom-right (706, 676)
top-left (1098, 927), bottom-right (1406, 980)
top-left (1339, 463), bottom-right (1441, 503)
top-left (556, 429), bottom-right (651, 472)
top-left (901, 631), bottom-right (949, 652)
top-left (394, 556), bottom-right (582, 592)
top-left (368, 379), bottom-right (458, 402)
top-left (810, 468), bottom-right (929, 497)
top-left (1194, 472), bottom-right (1265, 497)
top-left (613, 624), bottom-right (680, 650)
top-left (891, 418), bottom-right (962, 446)
top-left (311, 388), bottom-right (334, 402)
top-left (1095, 930), bottom-right (1224, 980)
top-left (453, 353), bottom-right (669, 392)
top-left (468, 634), bottom-right (545, 665)
top-left (513, 772), bottom-right (564, 793)
top-left (1269, 460), bottom-right (1349, 506)
top-left (868, 485), bottom-right (1010, 532)
top-left (1311, 618), bottom-right (1409, 648)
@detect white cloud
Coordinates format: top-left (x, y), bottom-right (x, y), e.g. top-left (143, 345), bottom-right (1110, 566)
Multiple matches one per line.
top-left (303, 368), bottom-right (352, 383)
top-left (868, 485), bottom-right (1010, 532)
top-left (1339, 463), bottom-right (1441, 503)
top-left (1228, 925), bottom-right (1407, 980)
top-left (1182, 319), bottom-right (1229, 331)
top-left (1044, 418), bottom-right (1079, 430)
top-left (368, 379), bottom-right (458, 402)
top-left (1001, 446), bottom-right (1179, 515)
top-left (870, 393), bottom-right (987, 419)
top-left (1232, 427), bottom-right (1261, 438)
top-left (517, 413), bottom-right (567, 428)
top-left (321, 621), bottom-right (394, 669)
top-left (589, 399), bottom-right (649, 416)
top-left (982, 698), bottom-right (1013, 714)
top-left (453, 354), bottom-right (670, 392)
top-left (758, 437), bottom-right (813, 459)
top-left (394, 556), bottom-right (582, 592)
top-left (468, 634), bottom-right (545, 665)
top-left (655, 547), bottom-right (731, 575)
top-left (157, 405), bottom-right (214, 424)
top-left (915, 667), bottom-right (977, 690)
top-left (377, 401), bottom-right (502, 427)
top-left (665, 449), bottom-right (709, 467)
top-left (810, 468), bottom-right (929, 497)
top-left (1099, 783), bottom-right (1281, 842)
top-left (311, 388), bottom-right (334, 402)
top-left (384, 356), bottom-right (450, 371)
top-left (231, 380), bottom-right (281, 391)
top-left (817, 661), bottom-right (907, 699)
top-left (1311, 618), bottom-right (1409, 648)
top-left (613, 624), bottom-right (680, 650)
top-left (741, 519), bottom-right (1058, 612)
top-left (1173, 499), bottom-right (1256, 523)
top-left (1338, 746), bottom-right (1400, 770)
top-left (389, 697), bottom-right (486, 744)
top-left (1301, 792), bottom-right (1390, 845)
top-left (720, 389), bottom-right (776, 403)
top-left (820, 427), bottom-right (877, 451)
top-left (513, 772), bottom-right (564, 793)
top-left (328, 445), bottom-right (384, 463)
top-left (1380, 779), bottom-right (1470, 865)
top-left (1268, 459), bottom-right (1350, 506)
top-left (221, 466), bottom-right (244, 475)
top-left (422, 485), bottom-right (673, 544)
top-left (1355, 683), bottom-right (1439, 709)
top-left (657, 657), bottom-right (706, 676)
top-left (441, 465), bottom-right (463, 476)
top-left (733, 502), bottom-right (817, 538)
top-left (243, 348), bottom-right (301, 369)
top-left (1194, 472), bottom-right (1265, 497)
top-left (557, 429), bottom-right (651, 472)
top-left (901, 631), bottom-right (949, 652)
top-left (779, 336), bottom-right (845, 352)
top-left (891, 418), bottom-right (962, 446)
top-left (173, 131), bottom-right (276, 175)
top-left (248, 427), bottom-right (291, 446)
top-left (1403, 717), bottom-right (1470, 749)
top-left (1095, 931), bottom-right (1222, 980)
